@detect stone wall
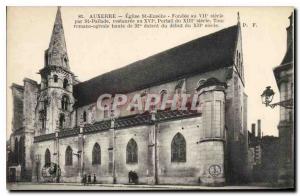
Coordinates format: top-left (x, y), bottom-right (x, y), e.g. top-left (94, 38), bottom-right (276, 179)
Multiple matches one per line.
top-left (34, 113), bottom-right (226, 186)
top-left (11, 84), bottom-right (24, 132)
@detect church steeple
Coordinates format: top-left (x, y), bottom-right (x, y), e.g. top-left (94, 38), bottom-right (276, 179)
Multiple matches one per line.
top-left (44, 7), bottom-right (69, 69)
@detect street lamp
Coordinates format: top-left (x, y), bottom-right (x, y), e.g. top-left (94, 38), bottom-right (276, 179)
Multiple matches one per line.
top-left (261, 86), bottom-right (293, 109)
top-left (261, 86), bottom-right (275, 107)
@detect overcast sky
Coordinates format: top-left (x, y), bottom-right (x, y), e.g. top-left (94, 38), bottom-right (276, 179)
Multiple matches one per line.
top-left (7, 7), bottom-right (293, 139)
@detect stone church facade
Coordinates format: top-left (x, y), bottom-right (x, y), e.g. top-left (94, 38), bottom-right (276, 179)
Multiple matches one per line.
top-left (8, 7), bottom-right (248, 186)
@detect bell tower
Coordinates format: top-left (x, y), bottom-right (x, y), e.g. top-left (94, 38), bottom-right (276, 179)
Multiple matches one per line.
top-left (37, 7), bottom-right (75, 135)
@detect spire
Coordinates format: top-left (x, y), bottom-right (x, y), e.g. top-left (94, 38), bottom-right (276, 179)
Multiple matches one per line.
top-left (45, 6), bottom-right (69, 69)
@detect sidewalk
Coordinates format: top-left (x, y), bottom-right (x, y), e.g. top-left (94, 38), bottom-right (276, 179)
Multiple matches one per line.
top-left (7, 182), bottom-right (288, 191)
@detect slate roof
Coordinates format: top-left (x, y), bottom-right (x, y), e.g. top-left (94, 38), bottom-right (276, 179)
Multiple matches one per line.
top-left (279, 42), bottom-right (293, 66)
top-left (273, 42), bottom-right (294, 84)
top-left (73, 25), bottom-right (239, 107)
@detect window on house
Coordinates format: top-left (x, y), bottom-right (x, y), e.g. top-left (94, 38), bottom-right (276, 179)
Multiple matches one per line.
top-left (45, 148), bottom-right (51, 167)
top-left (175, 80), bottom-right (184, 94)
top-left (59, 113), bottom-right (65, 128)
top-left (53, 75), bottom-right (58, 83)
top-left (63, 78), bottom-right (68, 89)
top-left (18, 136), bottom-right (25, 165)
top-left (159, 90), bottom-right (168, 110)
top-left (126, 139), bottom-right (138, 164)
top-left (61, 95), bottom-right (69, 110)
top-left (171, 133), bottom-right (186, 162)
top-left (65, 146), bottom-right (73, 166)
top-left (83, 111), bottom-right (87, 122)
top-left (40, 108), bottom-right (47, 129)
top-left (196, 79), bottom-right (206, 90)
top-left (14, 138), bottom-right (19, 164)
top-left (92, 143), bottom-right (101, 165)
top-left (160, 90), bottom-right (167, 102)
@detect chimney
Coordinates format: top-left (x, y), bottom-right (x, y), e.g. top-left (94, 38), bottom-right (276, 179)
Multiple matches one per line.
top-left (257, 119), bottom-right (261, 139)
top-left (287, 12), bottom-right (294, 49)
top-left (251, 123), bottom-right (256, 135)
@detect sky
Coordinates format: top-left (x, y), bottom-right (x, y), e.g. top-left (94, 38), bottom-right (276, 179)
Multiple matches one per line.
top-left (7, 7), bottom-right (293, 139)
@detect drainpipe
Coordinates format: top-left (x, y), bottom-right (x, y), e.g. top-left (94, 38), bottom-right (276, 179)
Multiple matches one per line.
top-left (110, 115), bottom-right (116, 184)
top-left (79, 126), bottom-right (84, 179)
top-left (55, 131), bottom-right (60, 181)
top-left (151, 111), bottom-right (158, 185)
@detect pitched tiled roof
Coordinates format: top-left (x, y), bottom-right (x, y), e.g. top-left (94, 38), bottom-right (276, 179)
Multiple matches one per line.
top-left (281, 43), bottom-right (293, 65)
top-left (273, 43), bottom-right (294, 84)
top-left (74, 25), bottom-right (239, 107)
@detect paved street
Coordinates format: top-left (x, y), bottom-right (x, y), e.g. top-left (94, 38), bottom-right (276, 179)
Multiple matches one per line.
top-left (7, 182), bottom-right (287, 191)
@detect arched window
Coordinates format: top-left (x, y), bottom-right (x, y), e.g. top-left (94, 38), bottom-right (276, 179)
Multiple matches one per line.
top-left (14, 138), bottom-right (19, 164)
top-left (61, 95), bottom-right (69, 110)
top-left (53, 75), bottom-right (58, 83)
top-left (171, 133), bottom-right (186, 162)
top-left (65, 146), bottom-right (73, 166)
top-left (160, 90), bottom-right (167, 102)
top-left (175, 80), bottom-right (184, 94)
top-left (45, 148), bottom-right (51, 167)
top-left (83, 111), bottom-right (87, 122)
top-left (92, 143), bottom-right (101, 165)
top-left (19, 136), bottom-right (25, 166)
top-left (59, 113), bottom-right (65, 128)
top-left (196, 79), bottom-right (206, 91)
top-left (159, 90), bottom-right (168, 110)
top-left (63, 78), bottom-right (68, 89)
top-left (126, 139), bottom-right (138, 164)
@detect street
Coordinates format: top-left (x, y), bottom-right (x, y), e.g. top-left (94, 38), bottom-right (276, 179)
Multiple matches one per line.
top-left (7, 182), bottom-right (287, 191)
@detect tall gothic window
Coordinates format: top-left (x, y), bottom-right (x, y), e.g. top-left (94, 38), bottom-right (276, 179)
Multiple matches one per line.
top-left (40, 100), bottom-right (48, 130)
top-left (14, 138), bottom-right (19, 164)
top-left (92, 143), bottom-right (101, 165)
top-left (45, 148), bottom-right (51, 167)
top-left (19, 136), bottom-right (25, 166)
top-left (160, 90), bottom-right (167, 105)
top-left (175, 79), bottom-right (184, 94)
top-left (61, 95), bottom-right (69, 110)
top-left (83, 111), bottom-right (87, 122)
top-left (59, 113), bottom-right (65, 128)
top-left (126, 139), bottom-right (138, 164)
top-left (171, 133), bottom-right (186, 162)
top-left (63, 78), bottom-right (68, 89)
top-left (65, 146), bottom-right (73, 166)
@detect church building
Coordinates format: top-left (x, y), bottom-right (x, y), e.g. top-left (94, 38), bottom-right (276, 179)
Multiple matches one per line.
top-left (8, 7), bottom-right (248, 186)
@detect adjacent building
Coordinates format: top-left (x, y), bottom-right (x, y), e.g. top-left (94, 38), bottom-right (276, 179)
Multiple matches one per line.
top-left (248, 120), bottom-right (279, 183)
top-left (273, 12), bottom-right (294, 186)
